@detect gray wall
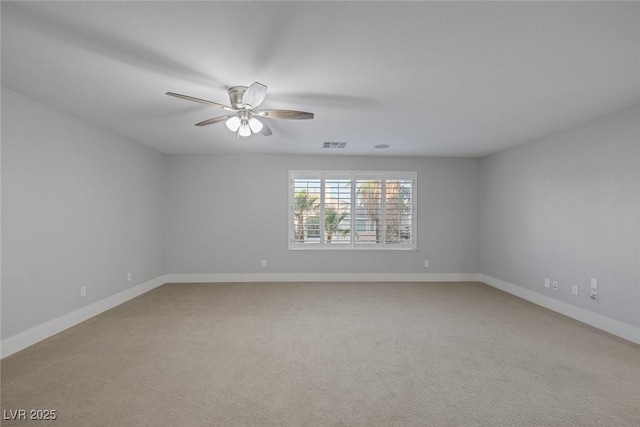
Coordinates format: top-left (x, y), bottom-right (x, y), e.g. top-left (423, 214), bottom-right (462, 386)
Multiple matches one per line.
top-left (1, 88), bottom-right (167, 339)
top-left (165, 154), bottom-right (480, 275)
top-left (479, 105), bottom-right (640, 328)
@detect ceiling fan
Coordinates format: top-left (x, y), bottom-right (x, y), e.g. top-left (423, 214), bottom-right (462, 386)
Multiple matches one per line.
top-left (166, 82), bottom-right (314, 137)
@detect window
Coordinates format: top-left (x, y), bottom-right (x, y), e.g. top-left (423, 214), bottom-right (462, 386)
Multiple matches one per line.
top-left (289, 171), bottom-right (416, 250)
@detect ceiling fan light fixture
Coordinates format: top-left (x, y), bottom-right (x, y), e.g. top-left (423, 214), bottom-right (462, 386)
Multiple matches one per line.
top-left (248, 117), bottom-right (264, 133)
top-left (226, 116), bottom-right (241, 132)
top-left (167, 82), bottom-right (314, 138)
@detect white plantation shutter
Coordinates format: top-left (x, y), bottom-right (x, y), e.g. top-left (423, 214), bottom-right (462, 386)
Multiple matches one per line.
top-left (292, 177), bottom-right (321, 245)
top-left (289, 171), bottom-right (416, 250)
top-left (354, 178), bottom-right (382, 245)
top-left (384, 178), bottom-right (414, 245)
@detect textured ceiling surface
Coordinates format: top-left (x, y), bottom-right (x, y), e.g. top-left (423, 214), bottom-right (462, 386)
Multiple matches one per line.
top-left (2, 1), bottom-right (639, 157)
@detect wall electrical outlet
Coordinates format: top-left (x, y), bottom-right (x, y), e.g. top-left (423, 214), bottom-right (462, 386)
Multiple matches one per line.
top-left (552, 281), bottom-right (559, 291)
top-left (590, 278), bottom-right (598, 289)
top-left (424, 260), bottom-right (430, 268)
top-left (590, 290), bottom-right (598, 302)
top-left (572, 285), bottom-right (579, 296)
top-left (127, 272), bottom-right (132, 281)
top-left (261, 260), bottom-right (267, 268)
top-left (544, 278), bottom-right (550, 288)
top-left (80, 286), bottom-right (87, 298)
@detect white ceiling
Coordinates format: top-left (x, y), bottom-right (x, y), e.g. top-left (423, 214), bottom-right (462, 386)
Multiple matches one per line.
top-left (2, 1), bottom-right (639, 157)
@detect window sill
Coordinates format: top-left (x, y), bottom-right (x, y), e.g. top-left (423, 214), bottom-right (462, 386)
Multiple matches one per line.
top-left (288, 245), bottom-right (416, 251)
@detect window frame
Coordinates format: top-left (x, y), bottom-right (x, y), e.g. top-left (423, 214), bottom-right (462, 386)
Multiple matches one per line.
top-left (288, 170), bottom-right (417, 251)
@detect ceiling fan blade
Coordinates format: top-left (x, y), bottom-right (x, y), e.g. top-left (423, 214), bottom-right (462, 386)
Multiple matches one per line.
top-left (259, 122), bottom-right (273, 136)
top-left (166, 92), bottom-right (232, 110)
top-left (242, 82), bottom-right (267, 109)
top-left (195, 114), bottom-right (235, 127)
top-left (261, 109), bottom-right (314, 120)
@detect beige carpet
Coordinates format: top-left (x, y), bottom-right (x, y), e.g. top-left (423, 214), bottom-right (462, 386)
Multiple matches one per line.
top-left (1, 281), bottom-right (639, 426)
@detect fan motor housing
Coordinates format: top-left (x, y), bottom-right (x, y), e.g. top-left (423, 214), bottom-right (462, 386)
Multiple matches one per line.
top-left (228, 86), bottom-right (248, 108)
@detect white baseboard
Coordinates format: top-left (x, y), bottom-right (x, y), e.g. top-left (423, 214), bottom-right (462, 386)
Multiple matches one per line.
top-left (479, 274), bottom-right (640, 345)
top-left (1, 275), bottom-right (167, 359)
top-left (163, 272), bottom-right (481, 283)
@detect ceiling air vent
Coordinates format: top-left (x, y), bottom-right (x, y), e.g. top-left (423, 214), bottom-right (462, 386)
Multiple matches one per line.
top-left (323, 141), bottom-right (347, 149)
